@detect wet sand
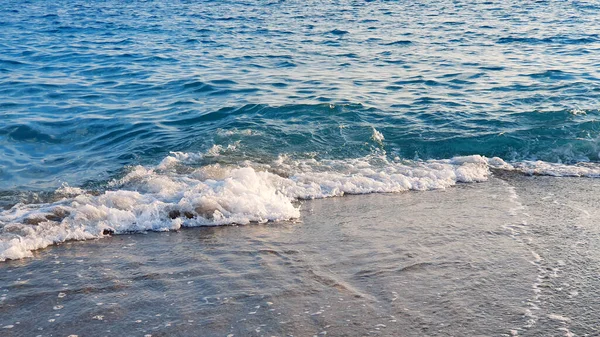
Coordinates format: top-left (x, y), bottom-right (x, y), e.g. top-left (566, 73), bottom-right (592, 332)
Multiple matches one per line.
top-left (1, 175), bottom-right (599, 336)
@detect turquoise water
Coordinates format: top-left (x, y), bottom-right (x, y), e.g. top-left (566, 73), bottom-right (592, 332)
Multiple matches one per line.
top-left (2, 0), bottom-right (600, 260)
top-left (2, 0), bottom-right (600, 190)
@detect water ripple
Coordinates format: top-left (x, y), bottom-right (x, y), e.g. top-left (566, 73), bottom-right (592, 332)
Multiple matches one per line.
top-left (1, 0), bottom-right (600, 189)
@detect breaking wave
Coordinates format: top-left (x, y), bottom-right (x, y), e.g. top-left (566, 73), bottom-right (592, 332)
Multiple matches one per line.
top-left (2, 148), bottom-right (600, 262)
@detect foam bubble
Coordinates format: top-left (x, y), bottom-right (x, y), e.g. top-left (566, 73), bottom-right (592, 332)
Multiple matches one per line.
top-left (371, 127), bottom-right (385, 145)
top-left (0, 153), bottom-right (496, 261)
top-left (2, 151), bottom-right (598, 261)
top-left (512, 161), bottom-right (600, 177)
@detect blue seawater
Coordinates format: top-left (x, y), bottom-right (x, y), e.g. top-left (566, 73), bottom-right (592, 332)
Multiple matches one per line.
top-left (1, 0), bottom-right (600, 190)
top-left (2, 0), bottom-right (600, 259)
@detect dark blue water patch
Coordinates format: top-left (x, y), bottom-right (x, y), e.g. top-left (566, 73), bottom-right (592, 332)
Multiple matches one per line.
top-left (479, 66), bottom-right (505, 71)
top-left (1, 125), bottom-right (60, 144)
top-left (448, 78), bottom-right (476, 85)
top-left (497, 35), bottom-right (600, 44)
top-left (0, 58), bottom-right (27, 67)
top-left (382, 40), bottom-right (412, 46)
top-left (329, 29), bottom-right (349, 36)
top-left (276, 60), bottom-right (297, 68)
top-left (381, 58), bottom-right (405, 65)
top-left (335, 53), bottom-right (359, 58)
top-left (525, 70), bottom-right (575, 80)
top-left (384, 85), bottom-right (403, 91)
top-left (210, 79), bottom-right (238, 85)
top-left (161, 105), bottom-right (262, 127)
top-left (182, 80), bottom-right (215, 91)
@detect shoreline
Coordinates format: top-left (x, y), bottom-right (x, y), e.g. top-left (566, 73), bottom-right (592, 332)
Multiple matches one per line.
top-left (2, 175), bottom-right (598, 336)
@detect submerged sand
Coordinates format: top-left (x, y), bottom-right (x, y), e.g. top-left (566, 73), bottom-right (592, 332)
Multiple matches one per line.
top-left (1, 174), bottom-right (599, 336)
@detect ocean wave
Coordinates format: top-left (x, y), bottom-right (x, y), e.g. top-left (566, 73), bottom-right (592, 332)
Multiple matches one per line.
top-left (0, 152), bottom-right (493, 261)
top-left (3, 149), bottom-right (600, 262)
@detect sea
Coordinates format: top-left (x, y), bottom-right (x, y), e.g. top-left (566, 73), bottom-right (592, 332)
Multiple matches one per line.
top-left (1, 1), bottom-right (600, 336)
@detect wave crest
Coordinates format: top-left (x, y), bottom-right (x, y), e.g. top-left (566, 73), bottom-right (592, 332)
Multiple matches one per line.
top-left (0, 153), bottom-right (495, 261)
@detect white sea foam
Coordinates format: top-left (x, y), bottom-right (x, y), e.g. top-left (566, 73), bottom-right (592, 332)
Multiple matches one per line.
top-left (371, 127), bottom-right (385, 145)
top-left (0, 153), bottom-right (495, 261)
top-left (216, 128), bottom-right (261, 137)
top-left (1, 152), bottom-right (599, 261)
top-left (512, 160), bottom-right (600, 177)
top-left (205, 142), bottom-right (240, 157)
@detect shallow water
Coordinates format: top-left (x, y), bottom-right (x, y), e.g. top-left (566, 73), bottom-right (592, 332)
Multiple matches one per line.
top-left (1, 175), bottom-right (599, 336)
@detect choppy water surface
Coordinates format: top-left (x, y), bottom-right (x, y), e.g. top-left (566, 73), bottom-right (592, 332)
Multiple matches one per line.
top-left (2, 0), bottom-right (600, 190)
